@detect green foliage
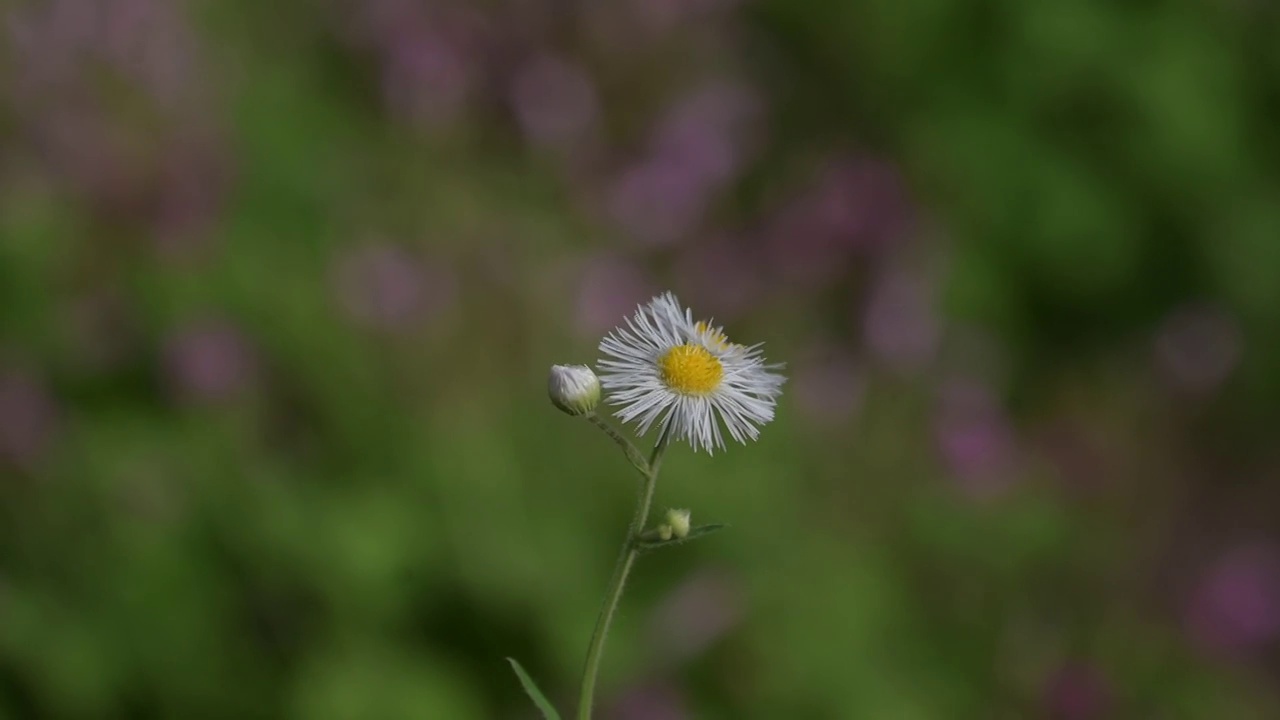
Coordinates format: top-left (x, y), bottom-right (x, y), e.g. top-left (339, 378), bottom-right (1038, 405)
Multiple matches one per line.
top-left (1, 0), bottom-right (1278, 718)
top-left (508, 658), bottom-right (563, 720)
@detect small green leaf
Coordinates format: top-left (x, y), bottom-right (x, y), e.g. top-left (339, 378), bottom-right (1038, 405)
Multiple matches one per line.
top-left (636, 523), bottom-right (727, 552)
top-left (506, 657), bottom-right (562, 720)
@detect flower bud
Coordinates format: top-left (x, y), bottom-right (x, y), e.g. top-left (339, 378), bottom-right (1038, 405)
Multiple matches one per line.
top-left (548, 364), bottom-right (601, 416)
top-left (665, 508), bottom-right (691, 539)
top-left (657, 524), bottom-right (673, 541)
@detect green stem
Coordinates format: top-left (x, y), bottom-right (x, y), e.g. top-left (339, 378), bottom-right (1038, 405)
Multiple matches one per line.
top-left (576, 422), bottom-right (673, 720)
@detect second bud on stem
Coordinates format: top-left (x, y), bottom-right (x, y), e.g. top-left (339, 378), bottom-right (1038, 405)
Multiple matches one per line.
top-left (650, 508), bottom-right (692, 542)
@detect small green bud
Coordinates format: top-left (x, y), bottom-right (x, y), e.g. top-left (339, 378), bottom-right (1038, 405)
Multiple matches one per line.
top-left (657, 524), bottom-right (673, 541)
top-left (665, 508), bottom-right (691, 539)
top-left (548, 364), bottom-right (601, 416)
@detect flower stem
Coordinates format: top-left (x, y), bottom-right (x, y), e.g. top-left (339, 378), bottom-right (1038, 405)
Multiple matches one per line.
top-left (576, 422), bottom-right (672, 720)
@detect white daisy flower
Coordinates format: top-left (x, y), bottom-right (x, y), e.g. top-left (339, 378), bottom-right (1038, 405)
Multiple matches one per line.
top-left (597, 292), bottom-right (786, 453)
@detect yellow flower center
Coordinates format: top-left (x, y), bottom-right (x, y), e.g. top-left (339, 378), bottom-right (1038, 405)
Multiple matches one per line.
top-left (659, 344), bottom-right (723, 395)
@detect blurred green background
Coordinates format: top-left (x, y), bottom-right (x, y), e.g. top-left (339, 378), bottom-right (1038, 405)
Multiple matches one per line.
top-left (2, 0), bottom-right (1280, 717)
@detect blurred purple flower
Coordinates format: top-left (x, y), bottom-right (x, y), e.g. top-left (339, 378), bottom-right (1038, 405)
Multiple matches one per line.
top-left (348, 4), bottom-right (490, 129)
top-left (649, 569), bottom-right (743, 665)
top-left (382, 28), bottom-right (473, 128)
top-left (0, 370), bottom-right (59, 470)
top-left (1154, 304), bottom-right (1242, 395)
top-left (573, 254), bottom-right (656, 338)
top-left (510, 54), bottom-right (599, 152)
top-left (621, 0), bottom-right (743, 39)
top-left (97, 0), bottom-right (197, 110)
top-left (9, 0), bottom-right (202, 111)
top-left (608, 81), bottom-right (761, 246)
top-left (791, 345), bottom-right (864, 426)
top-left (607, 158), bottom-right (712, 247)
top-left (25, 107), bottom-right (148, 216)
top-left (761, 207), bottom-right (847, 288)
top-left (607, 682), bottom-right (690, 720)
top-left (934, 378), bottom-right (1017, 499)
top-left (152, 132), bottom-right (231, 260)
top-left (1185, 543), bottom-right (1280, 657)
top-left (332, 244), bottom-right (457, 333)
top-left (9, 0), bottom-right (218, 226)
top-left (1042, 662), bottom-right (1112, 720)
top-left (671, 237), bottom-right (760, 322)
top-left (163, 320), bottom-right (257, 404)
top-left (6, 0), bottom-right (83, 93)
top-left (649, 81), bottom-right (759, 188)
top-left (862, 267), bottom-right (940, 372)
top-left (29, 117), bottom-right (228, 245)
top-left (762, 159), bottom-right (912, 287)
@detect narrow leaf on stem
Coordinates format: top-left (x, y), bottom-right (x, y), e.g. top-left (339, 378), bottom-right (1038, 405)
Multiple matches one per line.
top-left (635, 523), bottom-right (727, 552)
top-left (507, 657), bottom-right (563, 720)
top-left (586, 414), bottom-right (650, 478)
